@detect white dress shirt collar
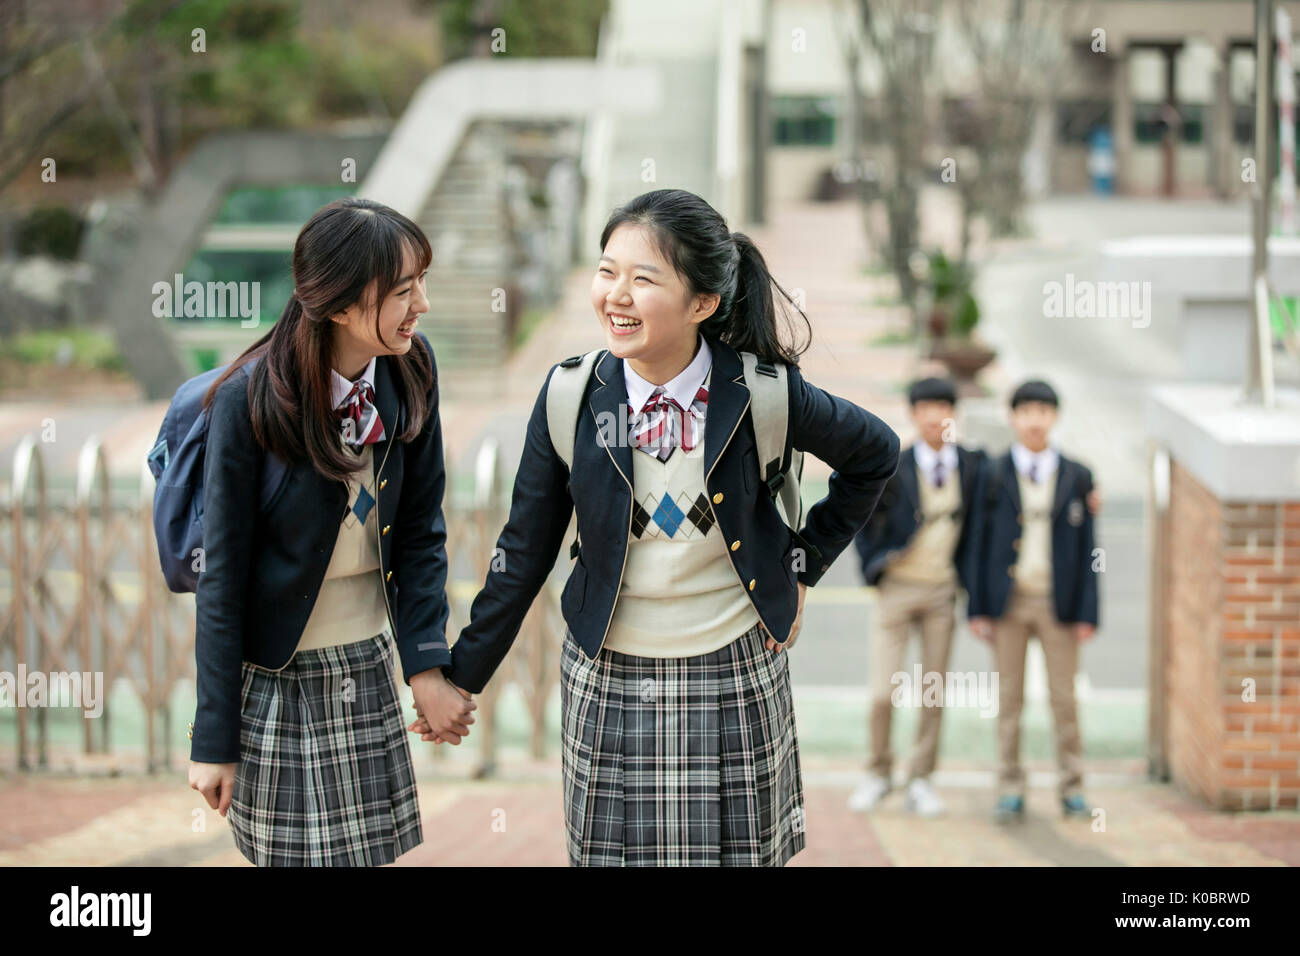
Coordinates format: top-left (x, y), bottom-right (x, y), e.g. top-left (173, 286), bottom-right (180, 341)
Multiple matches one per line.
top-left (624, 335), bottom-right (713, 412)
top-left (330, 355), bottom-right (377, 410)
top-left (913, 440), bottom-right (958, 487)
top-left (1011, 442), bottom-right (1059, 482)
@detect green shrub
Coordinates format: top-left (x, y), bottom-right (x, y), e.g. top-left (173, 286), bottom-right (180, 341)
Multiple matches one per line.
top-left (0, 329), bottom-right (126, 371)
top-left (15, 207), bottom-right (86, 260)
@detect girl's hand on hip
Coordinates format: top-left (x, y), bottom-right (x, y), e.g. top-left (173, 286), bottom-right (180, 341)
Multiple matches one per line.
top-left (766, 582), bottom-right (808, 653)
top-left (189, 761), bottom-right (237, 818)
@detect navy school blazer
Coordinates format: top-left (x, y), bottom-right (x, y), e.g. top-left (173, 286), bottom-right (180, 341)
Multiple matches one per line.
top-left (444, 336), bottom-right (901, 694)
top-left (851, 442), bottom-right (984, 589)
top-left (966, 450), bottom-right (1099, 627)
top-left (190, 332), bottom-right (451, 763)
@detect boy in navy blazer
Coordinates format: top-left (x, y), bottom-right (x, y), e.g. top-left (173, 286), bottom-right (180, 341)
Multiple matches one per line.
top-left (849, 377), bottom-right (983, 817)
top-left (968, 380), bottom-right (1099, 822)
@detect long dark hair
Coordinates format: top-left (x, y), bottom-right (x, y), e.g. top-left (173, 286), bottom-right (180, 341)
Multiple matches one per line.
top-left (598, 188), bottom-right (811, 365)
top-left (203, 197), bottom-right (434, 483)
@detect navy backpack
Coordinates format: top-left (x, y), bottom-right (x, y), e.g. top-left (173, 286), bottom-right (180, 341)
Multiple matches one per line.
top-left (146, 357), bottom-right (289, 593)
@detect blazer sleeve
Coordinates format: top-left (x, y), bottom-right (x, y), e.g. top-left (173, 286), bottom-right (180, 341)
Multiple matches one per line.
top-left (788, 364), bottom-right (900, 587)
top-left (851, 481), bottom-right (892, 584)
top-left (391, 337), bottom-right (453, 681)
top-left (1077, 466), bottom-right (1100, 627)
top-left (191, 375), bottom-right (259, 764)
top-left (445, 367), bottom-right (575, 694)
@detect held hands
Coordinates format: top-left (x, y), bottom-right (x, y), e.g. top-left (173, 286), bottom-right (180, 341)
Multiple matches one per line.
top-left (189, 761), bottom-right (236, 817)
top-left (407, 668), bottom-right (476, 745)
top-left (766, 583), bottom-right (808, 653)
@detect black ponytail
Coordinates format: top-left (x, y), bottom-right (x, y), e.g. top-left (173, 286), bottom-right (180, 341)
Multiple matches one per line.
top-left (599, 189), bottom-right (811, 365)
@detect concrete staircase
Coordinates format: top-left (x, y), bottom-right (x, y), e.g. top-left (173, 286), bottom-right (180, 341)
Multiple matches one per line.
top-left (357, 57), bottom-right (662, 393)
top-left (413, 122), bottom-right (516, 384)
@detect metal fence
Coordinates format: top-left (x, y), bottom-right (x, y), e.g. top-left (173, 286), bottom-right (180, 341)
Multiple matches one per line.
top-left (0, 434), bottom-right (561, 774)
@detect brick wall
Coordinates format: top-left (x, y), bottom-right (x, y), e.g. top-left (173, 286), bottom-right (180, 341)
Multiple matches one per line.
top-left (1164, 461), bottom-right (1300, 810)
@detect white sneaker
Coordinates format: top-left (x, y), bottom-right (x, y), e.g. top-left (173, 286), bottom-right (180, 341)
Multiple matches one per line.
top-left (847, 773), bottom-right (891, 812)
top-left (904, 777), bottom-right (946, 817)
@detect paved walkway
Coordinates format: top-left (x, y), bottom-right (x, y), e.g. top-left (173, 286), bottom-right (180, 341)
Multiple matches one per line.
top-left (1, 756), bottom-right (1296, 866)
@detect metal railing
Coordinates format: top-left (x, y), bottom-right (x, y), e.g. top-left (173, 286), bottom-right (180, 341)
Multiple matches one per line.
top-left (0, 435), bottom-right (560, 774)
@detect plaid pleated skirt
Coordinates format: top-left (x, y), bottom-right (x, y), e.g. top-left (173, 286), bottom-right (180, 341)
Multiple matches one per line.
top-left (227, 630), bottom-right (423, 867)
top-left (559, 620), bottom-right (806, 866)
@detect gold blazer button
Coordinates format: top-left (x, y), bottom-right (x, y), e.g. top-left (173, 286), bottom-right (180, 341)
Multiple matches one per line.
top-left (713, 492), bottom-right (724, 504)
top-left (748, 578), bottom-right (756, 591)
top-left (386, 570), bottom-right (393, 581)
top-left (730, 540), bottom-right (741, 551)
top-left (382, 525), bottom-right (391, 536)
top-left (379, 479), bottom-right (388, 490)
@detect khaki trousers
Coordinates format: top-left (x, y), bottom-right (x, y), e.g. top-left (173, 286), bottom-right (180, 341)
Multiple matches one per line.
top-left (869, 577), bottom-right (956, 782)
top-left (994, 588), bottom-right (1083, 799)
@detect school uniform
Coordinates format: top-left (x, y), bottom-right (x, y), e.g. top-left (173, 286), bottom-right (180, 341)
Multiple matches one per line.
top-left (851, 441), bottom-right (982, 782)
top-left (967, 444), bottom-right (1098, 800)
top-left (191, 333), bottom-right (449, 866)
top-left (445, 335), bottom-right (900, 866)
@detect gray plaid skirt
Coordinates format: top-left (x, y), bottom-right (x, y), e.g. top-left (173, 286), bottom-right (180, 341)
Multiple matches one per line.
top-left (227, 630), bottom-right (423, 867)
top-left (560, 620), bottom-right (805, 866)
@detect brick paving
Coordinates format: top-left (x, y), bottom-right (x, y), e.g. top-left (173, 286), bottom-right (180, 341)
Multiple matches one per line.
top-left (2, 757), bottom-right (1295, 866)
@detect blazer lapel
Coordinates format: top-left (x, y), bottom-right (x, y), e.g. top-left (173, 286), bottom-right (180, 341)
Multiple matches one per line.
top-left (702, 339), bottom-right (749, 479)
top-left (1003, 453), bottom-right (1022, 513)
top-left (372, 354), bottom-right (401, 480)
top-left (1051, 457), bottom-right (1076, 519)
top-left (899, 445), bottom-right (920, 512)
top-left (588, 349), bottom-right (633, 488)
top-left (957, 446), bottom-right (977, 503)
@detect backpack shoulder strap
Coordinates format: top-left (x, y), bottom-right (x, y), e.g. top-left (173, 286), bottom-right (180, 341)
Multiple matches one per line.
top-left (740, 352), bottom-right (788, 483)
top-left (740, 352), bottom-right (801, 528)
top-left (545, 349), bottom-right (604, 470)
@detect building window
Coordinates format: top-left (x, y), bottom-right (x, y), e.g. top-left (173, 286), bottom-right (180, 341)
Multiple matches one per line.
top-left (1134, 102), bottom-right (1204, 144)
top-left (772, 96), bottom-right (838, 147)
top-left (212, 185), bottom-right (354, 225)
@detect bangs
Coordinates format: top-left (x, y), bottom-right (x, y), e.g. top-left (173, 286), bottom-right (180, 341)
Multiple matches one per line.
top-left (365, 212), bottom-right (433, 306)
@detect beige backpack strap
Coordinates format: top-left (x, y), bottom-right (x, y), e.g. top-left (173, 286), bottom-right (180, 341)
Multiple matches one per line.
top-left (545, 349), bottom-right (604, 470)
top-left (741, 351), bottom-right (802, 529)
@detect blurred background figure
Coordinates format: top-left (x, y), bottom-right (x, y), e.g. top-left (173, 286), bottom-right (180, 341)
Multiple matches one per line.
top-left (848, 377), bottom-right (982, 818)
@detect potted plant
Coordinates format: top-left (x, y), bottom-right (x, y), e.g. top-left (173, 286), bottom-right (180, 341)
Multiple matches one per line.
top-left (918, 249), bottom-right (995, 387)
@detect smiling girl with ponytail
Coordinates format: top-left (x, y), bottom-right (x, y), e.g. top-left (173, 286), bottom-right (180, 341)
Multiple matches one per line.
top-left (419, 187), bottom-right (900, 866)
